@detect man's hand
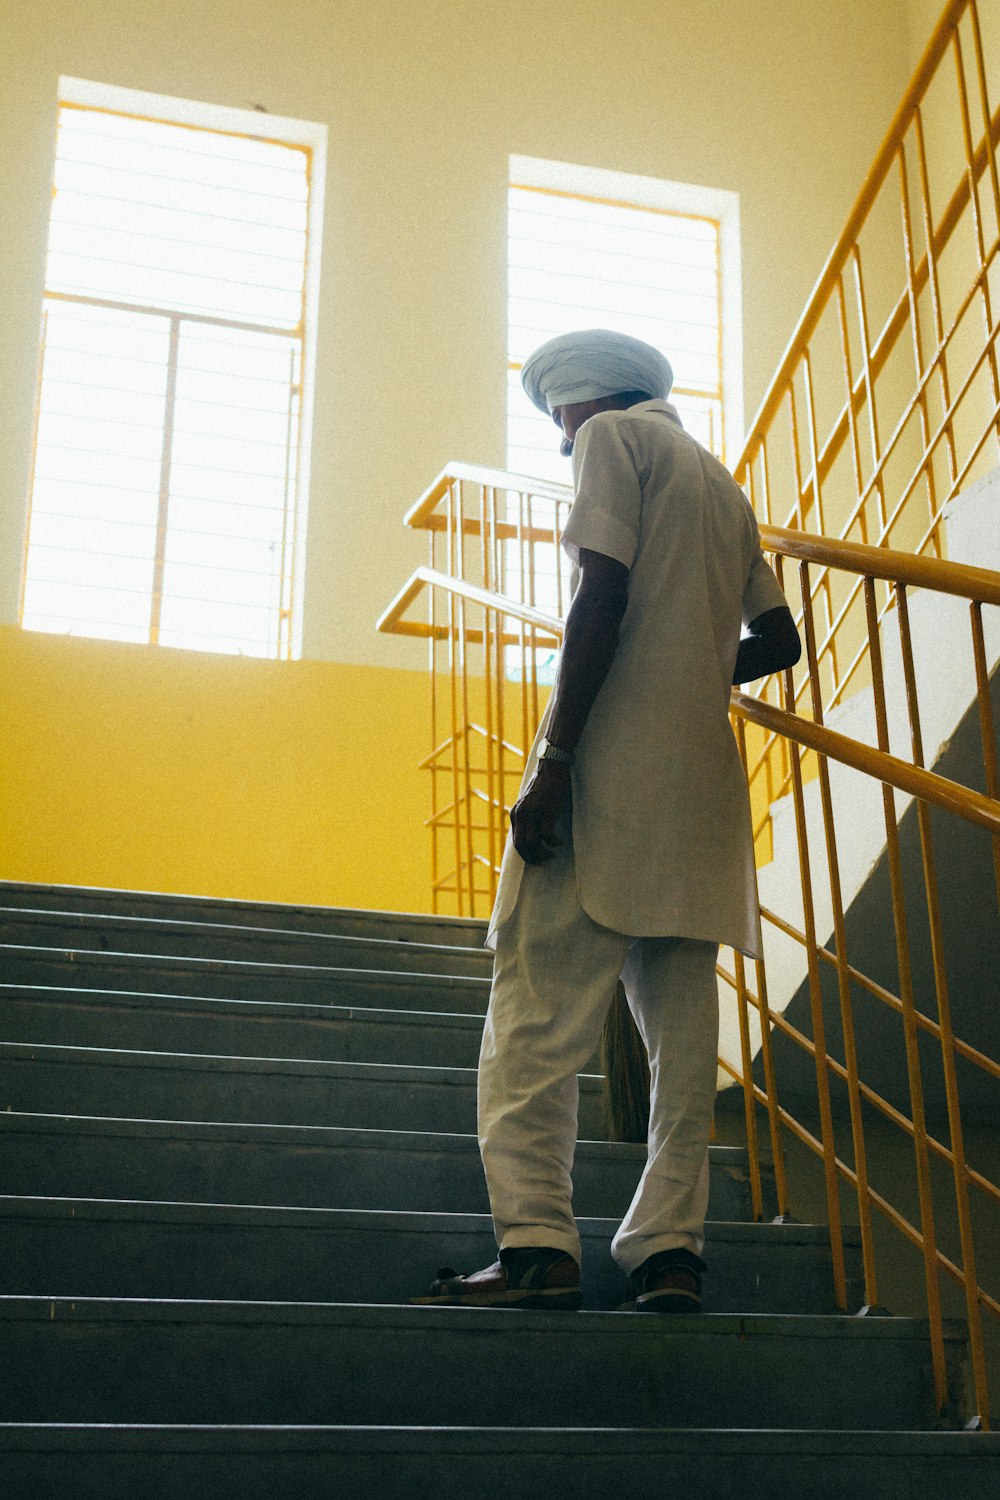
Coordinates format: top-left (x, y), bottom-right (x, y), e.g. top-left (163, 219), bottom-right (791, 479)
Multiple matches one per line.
top-left (510, 759), bottom-right (571, 864)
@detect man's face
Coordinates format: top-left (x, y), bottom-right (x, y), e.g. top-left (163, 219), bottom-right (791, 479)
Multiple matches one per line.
top-left (550, 398), bottom-right (613, 457)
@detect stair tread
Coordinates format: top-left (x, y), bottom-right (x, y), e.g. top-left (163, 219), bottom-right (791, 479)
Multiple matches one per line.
top-left (0, 1038), bottom-right (526, 1084)
top-left (0, 906), bottom-right (492, 961)
top-left (0, 1108), bottom-right (735, 1160)
top-left (2, 1424), bottom-right (996, 1452)
top-left (0, 1293), bottom-right (962, 1338)
top-left (0, 943), bottom-right (491, 990)
top-left (0, 1194), bottom-right (830, 1240)
top-left (0, 884), bottom-right (490, 947)
top-left (0, 982), bottom-right (486, 1027)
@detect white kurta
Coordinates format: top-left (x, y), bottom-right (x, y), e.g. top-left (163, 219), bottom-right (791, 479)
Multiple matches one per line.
top-left (487, 400), bottom-right (786, 959)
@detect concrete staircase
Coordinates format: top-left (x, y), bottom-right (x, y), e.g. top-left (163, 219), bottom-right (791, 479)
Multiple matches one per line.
top-left (1, 881), bottom-right (998, 1495)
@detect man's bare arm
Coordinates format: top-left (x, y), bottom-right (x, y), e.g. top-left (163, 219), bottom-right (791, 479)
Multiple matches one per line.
top-left (510, 548), bottom-right (629, 864)
top-left (734, 605), bottom-right (801, 684)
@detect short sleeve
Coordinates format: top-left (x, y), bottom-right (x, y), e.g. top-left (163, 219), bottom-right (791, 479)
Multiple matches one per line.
top-left (561, 413), bottom-right (642, 569)
top-left (742, 550), bottom-right (789, 625)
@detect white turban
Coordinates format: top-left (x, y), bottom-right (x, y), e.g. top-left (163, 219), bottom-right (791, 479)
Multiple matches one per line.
top-left (520, 329), bottom-right (673, 414)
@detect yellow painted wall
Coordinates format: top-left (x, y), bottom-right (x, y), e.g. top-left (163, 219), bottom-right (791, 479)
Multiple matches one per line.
top-left (0, 625), bottom-right (432, 911)
top-left (0, 0), bottom-right (924, 908)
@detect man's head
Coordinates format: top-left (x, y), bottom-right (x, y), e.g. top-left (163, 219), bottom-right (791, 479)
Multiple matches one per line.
top-left (520, 329), bottom-right (673, 454)
top-left (550, 391), bottom-right (654, 456)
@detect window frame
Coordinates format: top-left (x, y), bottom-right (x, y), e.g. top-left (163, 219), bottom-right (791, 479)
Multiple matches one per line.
top-left (21, 76), bottom-right (327, 659)
top-left (507, 153), bottom-right (743, 467)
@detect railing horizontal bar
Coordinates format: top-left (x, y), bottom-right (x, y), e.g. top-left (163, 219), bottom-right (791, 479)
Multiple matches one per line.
top-left (378, 566), bottom-right (565, 636)
top-left (732, 691), bottom-right (1000, 834)
top-left (404, 462), bottom-right (571, 528)
top-left (760, 523), bottom-right (1000, 606)
top-left (410, 514), bottom-right (564, 546)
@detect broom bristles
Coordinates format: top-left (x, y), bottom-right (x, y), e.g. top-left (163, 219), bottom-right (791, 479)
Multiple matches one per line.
top-left (600, 980), bottom-right (650, 1143)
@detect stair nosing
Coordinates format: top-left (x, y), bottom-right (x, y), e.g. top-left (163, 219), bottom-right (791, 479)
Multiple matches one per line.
top-left (0, 1193), bottom-right (856, 1244)
top-left (0, 882), bottom-right (490, 932)
top-left (0, 983), bottom-right (487, 1028)
top-left (0, 1109), bottom-right (671, 1157)
top-left (0, 1293), bottom-right (965, 1340)
top-left (0, 1425), bottom-right (994, 1456)
top-left (0, 908), bottom-right (493, 965)
top-left (0, 1039), bottom-right (514, 1086)
top-left (0, 944), bottom-right (492, 989)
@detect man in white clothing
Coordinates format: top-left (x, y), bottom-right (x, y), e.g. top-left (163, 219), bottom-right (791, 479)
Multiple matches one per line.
top-left (413, 329), bottom-right (800, 1313)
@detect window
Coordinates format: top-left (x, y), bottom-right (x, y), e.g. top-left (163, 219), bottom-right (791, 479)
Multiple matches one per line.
top-left (503, 156), bottom-right (742, 679)
top-left (21, 79), bottom-right (326, 657)
top-left (507, 156), bottom-right (742, 483)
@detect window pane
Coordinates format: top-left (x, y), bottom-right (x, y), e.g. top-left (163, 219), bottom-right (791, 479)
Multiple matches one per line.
top-left (507, 182), bottom-right (725, 485)
top-left (22, 301), bottom-right (166, 638)
top-left (49, 107), bottom-right (308, 328)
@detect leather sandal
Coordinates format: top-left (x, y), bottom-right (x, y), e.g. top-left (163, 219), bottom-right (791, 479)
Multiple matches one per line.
top-left (410, 1245), bottom-right (582, 1310)
top-left (627, 1248), bottom-right (706, 1313)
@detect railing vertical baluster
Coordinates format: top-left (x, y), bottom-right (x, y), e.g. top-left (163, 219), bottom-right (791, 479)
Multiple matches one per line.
top-left (517, 488), bottom-right (530, 804)
top-left (897, 141), bottom-right (941, 544)
top-left (836, 273), bottom-right (867, 542)
top-left (850, 247), bottom-right (888, 542)
top-left (786, 380), bottom-right (807, 532)
top-left (481, 494), bottom-right (499, 903)
top-left (753, 957), bottom-right (790, 1218)
top-left (780, 622), bottom-right (849, 1308)
top-left (490, 486), bottom-right (506, 894)
top-left (913, 106), bottom-right (959, 523)
top-left (897, 582), bottom-right (991, 1426)
top-left (864, 574), bottom-right (947, 1412)
top-left (970, 600), bottom-right (1000, 911)
top-left (731, 945), bottom-right (764, 1220)
top-left (952, 25), bottom-right (1000, 425)
top-left (429, 512), bottom-right (441, 912)
top-left (799, 559), bottom-right (879, 1307)
top-left (734, 712), bottom-right (790, 1217)
top-left (446, 480), bottom-right (465, 916)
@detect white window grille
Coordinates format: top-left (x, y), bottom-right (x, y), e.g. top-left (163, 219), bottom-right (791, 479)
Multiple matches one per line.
top-left (21, 80), bottom-right (326, 658)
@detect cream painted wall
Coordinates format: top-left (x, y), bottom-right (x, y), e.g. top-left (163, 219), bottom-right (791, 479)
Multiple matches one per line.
top-left (1, 0), bottom-right (916, 671)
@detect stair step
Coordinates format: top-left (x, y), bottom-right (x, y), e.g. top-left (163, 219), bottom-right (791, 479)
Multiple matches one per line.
top-left (0, 1040), bottom-right (607, 1136)
top-left (0, 946), bottom-right (492, 1014)
top-left (3, 1425), bottom-right (998, 1500)
top-left (0, 984), bottom-right (494, 1069)
top-left (0, 909), bottom-right (493, 976)
top-left (0, 1297), bottom-right (971, 1430)
top-left (0, 1113), bottom-right (765, 1220)
top-left (0, 883), bottom-right (490, 948)
top-left (0, 1196), bottom-right (859, 1314)
top-left (1, 1116), bottom-right (767, 1218)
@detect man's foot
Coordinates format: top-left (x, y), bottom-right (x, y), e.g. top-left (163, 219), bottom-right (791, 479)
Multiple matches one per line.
top-left (628, 1248), bottom-right (706, 1313)
top-left (410, 1245), bottom-right (582, 1309)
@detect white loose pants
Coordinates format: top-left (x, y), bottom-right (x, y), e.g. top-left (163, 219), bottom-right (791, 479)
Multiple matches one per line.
top-left (478, 834), bottom-right (719, 1275)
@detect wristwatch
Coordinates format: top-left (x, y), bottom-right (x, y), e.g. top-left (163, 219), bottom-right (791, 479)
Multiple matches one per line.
top-left (538, 736), bottom-right (574, 765)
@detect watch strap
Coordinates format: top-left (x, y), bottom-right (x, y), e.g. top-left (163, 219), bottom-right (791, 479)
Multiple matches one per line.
top-left (538, 736), bottom-right (574, 765)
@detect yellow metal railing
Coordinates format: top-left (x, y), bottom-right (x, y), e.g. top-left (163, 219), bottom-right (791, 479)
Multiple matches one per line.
top-left (735, 0), bottom-right (1000, 554)
top-left (376, 0), bottom-right (1000, 1427)
top-left (380, 461), bottom-right (1000, 1425)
